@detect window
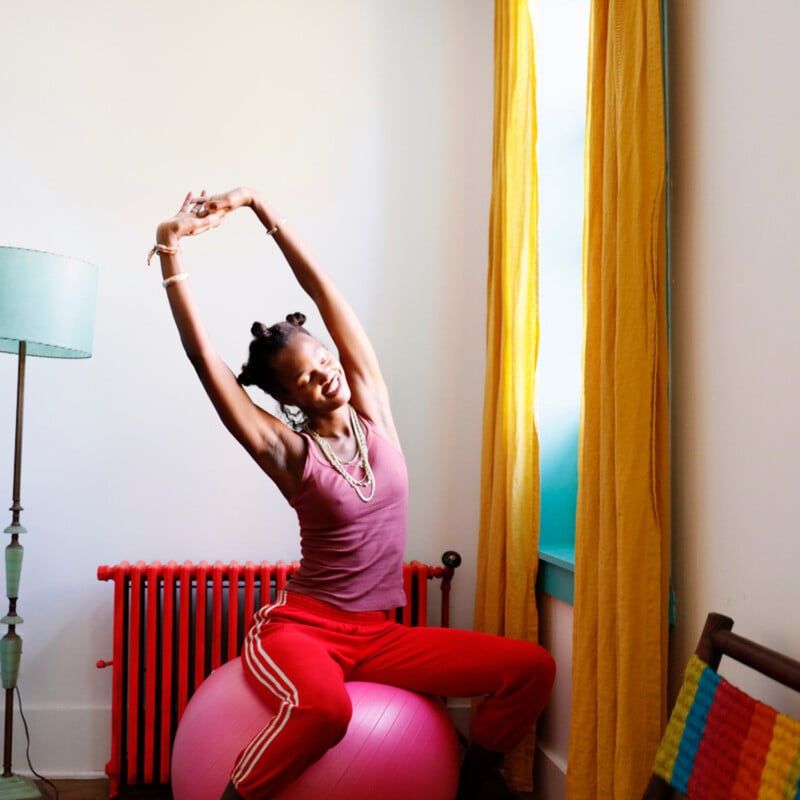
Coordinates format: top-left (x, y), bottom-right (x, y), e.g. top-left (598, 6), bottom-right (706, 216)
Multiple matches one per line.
top-left (531, 0), bottom-right (590, 603)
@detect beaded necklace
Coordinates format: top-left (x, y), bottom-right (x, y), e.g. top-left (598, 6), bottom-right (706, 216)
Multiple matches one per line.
top-left (303, 406), bottom-right (376, 502)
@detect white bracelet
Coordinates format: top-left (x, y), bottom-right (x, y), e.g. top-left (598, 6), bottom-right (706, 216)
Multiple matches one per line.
top-left (266, 218), bottom-right (287, 236)
top-left (162, 273), bottom-right (189, 288)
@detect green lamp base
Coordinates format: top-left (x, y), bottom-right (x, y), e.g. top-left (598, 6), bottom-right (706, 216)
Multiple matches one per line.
top-left (0, 775), bottom-right (40, 799)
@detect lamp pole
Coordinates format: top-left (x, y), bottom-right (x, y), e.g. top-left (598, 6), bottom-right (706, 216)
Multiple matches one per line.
top-left (0, 246), bottom-right (98, 798)
top-left (0, 341), bottom-right (39, 799)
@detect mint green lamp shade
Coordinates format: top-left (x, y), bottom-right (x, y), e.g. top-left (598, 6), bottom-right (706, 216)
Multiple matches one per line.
top-left (0, 246), bottom-right (98, 359)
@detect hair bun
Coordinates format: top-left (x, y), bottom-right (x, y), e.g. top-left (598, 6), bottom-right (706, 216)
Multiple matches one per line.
top-left (250, 321), bottom-right (270, 339)
top-left (285, 312), bottom-right (306, 327)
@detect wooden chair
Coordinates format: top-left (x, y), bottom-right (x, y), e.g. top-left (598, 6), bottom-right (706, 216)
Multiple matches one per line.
top-left (642, 612), bottom-right (800, 799)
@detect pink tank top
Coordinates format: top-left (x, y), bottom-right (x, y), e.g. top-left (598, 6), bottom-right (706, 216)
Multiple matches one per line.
top-left (286, 415), bottom-right (408, 612)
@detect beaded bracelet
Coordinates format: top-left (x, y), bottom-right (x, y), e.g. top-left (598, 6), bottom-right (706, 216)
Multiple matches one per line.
top-left (266, 219), bottom-right (287, 236)
top-left (147, 243), bottom-right (182, 266)
top-left (162, 273), bottom-right (189, 288)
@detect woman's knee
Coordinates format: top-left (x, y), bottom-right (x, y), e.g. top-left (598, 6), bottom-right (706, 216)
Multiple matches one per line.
top-left (497, 640), bottom-right (556, 698)
top-left (520, 642), bottom-right (556, 690)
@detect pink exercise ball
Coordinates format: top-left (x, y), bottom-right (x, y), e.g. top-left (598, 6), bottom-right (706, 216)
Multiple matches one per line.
top-left (171, 658), bottom-right (460, 800)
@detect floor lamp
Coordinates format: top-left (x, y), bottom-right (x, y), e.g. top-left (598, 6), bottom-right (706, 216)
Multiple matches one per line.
top-left (0, 247), bottom-right (98, 799)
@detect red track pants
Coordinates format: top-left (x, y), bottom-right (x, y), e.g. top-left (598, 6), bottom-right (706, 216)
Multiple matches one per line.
top-left (231, 590), bottom-right (555, 799)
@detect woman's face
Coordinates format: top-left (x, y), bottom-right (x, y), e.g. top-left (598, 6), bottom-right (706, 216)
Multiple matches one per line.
top-left (271, 333), bottom-right (350, 413)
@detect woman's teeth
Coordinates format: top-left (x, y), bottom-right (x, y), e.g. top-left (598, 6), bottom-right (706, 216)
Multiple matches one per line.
top-left (324, 374), bottom-right (340, 396)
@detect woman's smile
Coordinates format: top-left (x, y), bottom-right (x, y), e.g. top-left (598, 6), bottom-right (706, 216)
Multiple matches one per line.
top-left (322, 372), bottom-right (342, 398)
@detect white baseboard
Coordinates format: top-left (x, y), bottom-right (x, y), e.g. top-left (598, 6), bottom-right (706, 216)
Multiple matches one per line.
top-left (534, 743), bottom-right (567, 800)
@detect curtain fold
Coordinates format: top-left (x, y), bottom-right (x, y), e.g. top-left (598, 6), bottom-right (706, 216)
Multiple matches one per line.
top-left (474, 0), bottom-right (539, 791)
top-left (566, 1), bottom-right (670, 799)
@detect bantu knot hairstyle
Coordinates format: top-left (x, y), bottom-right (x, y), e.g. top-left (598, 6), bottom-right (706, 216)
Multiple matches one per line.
top-left (237, 313), bottom-right (312, 428)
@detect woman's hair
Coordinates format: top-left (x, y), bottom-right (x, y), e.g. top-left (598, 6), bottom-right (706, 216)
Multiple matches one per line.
top-left (237, 312), bottom-right (311, 429)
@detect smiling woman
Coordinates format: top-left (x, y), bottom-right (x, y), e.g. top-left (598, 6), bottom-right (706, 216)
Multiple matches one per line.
top-left (150, 185), bottom-right (556, 800)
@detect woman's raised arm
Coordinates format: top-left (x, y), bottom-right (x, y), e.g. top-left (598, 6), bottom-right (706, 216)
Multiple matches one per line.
top-left (152, 191), bottom-right (304, 495)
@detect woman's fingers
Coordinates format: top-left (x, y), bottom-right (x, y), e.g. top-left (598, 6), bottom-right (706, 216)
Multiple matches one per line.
top-left (187, 189), bottom-right (206, 216)
top-left (193, 189), bottom-right (241, 214)
top-left (205, 209), bottom-right (227, 230)
top-left (174, 190), bottom-right (229, 234)
top-left (180, 191), bottom-right (207, 216)
top-left (188, 209), bottom-right (227, 235)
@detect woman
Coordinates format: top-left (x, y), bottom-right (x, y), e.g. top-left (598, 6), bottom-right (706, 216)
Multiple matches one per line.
top-left (152, 187), bottom-right (555, 800)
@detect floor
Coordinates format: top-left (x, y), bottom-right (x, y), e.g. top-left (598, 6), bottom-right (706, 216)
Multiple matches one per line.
top-left (36, 778), bottom-right (536, 800)
top-left (35, 780), bottom-right (171, 800)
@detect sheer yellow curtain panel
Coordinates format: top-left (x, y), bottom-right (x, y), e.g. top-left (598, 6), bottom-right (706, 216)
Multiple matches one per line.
top-left (475, 0), bottom-right (540, 790)
top-left (566, 0), bottom-right (670, 798)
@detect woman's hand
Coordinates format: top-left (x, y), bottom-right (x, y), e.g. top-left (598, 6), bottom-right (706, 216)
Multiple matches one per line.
top-left (199, 186), bottom-right (255, 216)
top-left (156, 190), bottom-right (232, 244)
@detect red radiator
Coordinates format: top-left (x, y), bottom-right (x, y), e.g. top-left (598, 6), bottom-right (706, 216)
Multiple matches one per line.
top-left (97, 553), bottom-right (461, 797)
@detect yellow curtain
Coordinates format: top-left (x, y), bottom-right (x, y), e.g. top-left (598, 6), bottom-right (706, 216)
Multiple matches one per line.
top-left (566, 0), bottom-right (669, 798)
top-left (474, 0), bottom-right (539, 792)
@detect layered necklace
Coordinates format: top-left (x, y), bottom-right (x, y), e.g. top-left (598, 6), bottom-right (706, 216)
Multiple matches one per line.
top-left (303, 405), bottom-right (376, 502)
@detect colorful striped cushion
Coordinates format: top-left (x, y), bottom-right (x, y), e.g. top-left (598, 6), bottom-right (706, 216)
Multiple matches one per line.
top-left (653, 654), bottom-right (800, 799)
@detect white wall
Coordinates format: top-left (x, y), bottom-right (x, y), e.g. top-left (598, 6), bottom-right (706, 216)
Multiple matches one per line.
top-left (668, 0), bottom-right (800, 716)
top-left (0, 0), bottom-right (494, 777)
top-left (535, 594), bottom-right (571, 800)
